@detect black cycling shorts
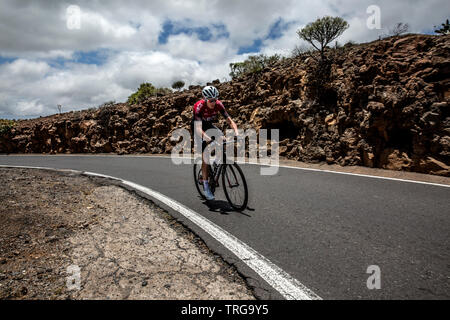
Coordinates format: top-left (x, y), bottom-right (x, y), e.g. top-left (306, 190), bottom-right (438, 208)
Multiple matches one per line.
top-left (190, 119), bottom-right (220, 151)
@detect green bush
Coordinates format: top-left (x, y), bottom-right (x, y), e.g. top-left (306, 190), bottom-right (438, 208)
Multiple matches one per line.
top-left (229, 54), bottom-right (282, 79)
top-left (0, 119), bottom-right (16, 136)
top-left (127, 83), bottom-right (172, 104)
top-left (435, 19), bottom-right (450, 35)
top-left (172, 80), bottom-right (185, 91)
top-left (127, 83), bottom-right (157, 104)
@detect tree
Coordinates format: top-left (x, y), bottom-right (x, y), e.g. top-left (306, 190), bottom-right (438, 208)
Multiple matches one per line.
top-left (172, 80), bottom-right (185, 91)
top-left (389, 22), bottom-right (409, 36)
top-left (229, 54), bottom-right (281, 79)
top-left (297, 16), bottom-right (349, 61)
top-left (435, 19), bottom-right (450, 35)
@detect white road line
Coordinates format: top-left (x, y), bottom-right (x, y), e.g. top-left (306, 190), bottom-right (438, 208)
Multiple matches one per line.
top-left (0, 165), bottom-right (321, 300)
top-left (244, 161), bottom-right (450, 188)
top-left (8, 154), bottom-right (447, 188)
top-left (120, 178), bottom-right (321, 300)
top-left (0, 164), bottom-right (80, 174)
top-left (158, 156), bottom-right (450, 188)
top-left (5, 154), bottom-right (449, 188)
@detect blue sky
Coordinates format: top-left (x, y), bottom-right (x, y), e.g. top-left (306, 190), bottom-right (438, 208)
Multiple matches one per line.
top-left (158, 20), bottom-right (230, 44)
top-left (0, 0), bottom-right (448, 119)
top-left (238, 18), bottom-right (297, 54)
top-left (0, 56), bottom-right (16, 64)
top-left (72, 50), bottom-right (112, 65)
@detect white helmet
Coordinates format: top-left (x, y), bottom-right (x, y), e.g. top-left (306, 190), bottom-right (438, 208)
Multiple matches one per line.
top-left (202, 86), bottom-right (219, 100)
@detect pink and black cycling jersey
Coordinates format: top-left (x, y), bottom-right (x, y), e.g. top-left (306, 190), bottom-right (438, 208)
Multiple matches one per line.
top-left (193, 100), bottom-right (229, 122)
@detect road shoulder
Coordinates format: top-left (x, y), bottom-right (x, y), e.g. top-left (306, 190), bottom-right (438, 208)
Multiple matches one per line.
top-left (0, 168), bottom-right (255, 300)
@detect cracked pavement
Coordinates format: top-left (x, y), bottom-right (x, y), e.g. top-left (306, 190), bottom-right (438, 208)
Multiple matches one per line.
top-left (0, 168), bottom-right (255, 299)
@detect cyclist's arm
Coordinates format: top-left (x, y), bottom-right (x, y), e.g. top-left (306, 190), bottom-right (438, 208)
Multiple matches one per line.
top-left (194, 120), bottom-right (213, 143)
top-left (226, 116), bottom-right (239, 136)
top-left (217, 102), bottom-right (239, 136)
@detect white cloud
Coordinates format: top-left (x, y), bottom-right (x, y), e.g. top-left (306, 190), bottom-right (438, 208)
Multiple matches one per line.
top-left (0, 0), bottom-right (448, 118)
top-left (80, 11), bottom-right (138, 39)
top-left (0, 50), bottom-right (233, 118)
top-left (16, 100), bottom-right (45, 116)
top-left (2, 59), bottom-right (50, 79)
top-left (160, 34), bottom-right (235, 64)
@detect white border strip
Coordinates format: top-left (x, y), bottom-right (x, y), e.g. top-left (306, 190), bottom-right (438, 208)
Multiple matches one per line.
top-left (0, 165), bottom-right (321, 300)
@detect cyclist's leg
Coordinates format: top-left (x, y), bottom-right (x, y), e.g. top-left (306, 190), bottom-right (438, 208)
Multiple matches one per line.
top-left (192, 118), bottom-right (207, 183)
top-left (202, 123), bottom-right (225, 177)
top-left (201, 121), bottom-right (217, 181)
top-left (201, 140), bottom-right (208, 183)
top-left (201, 139), bottom-right (215, 200)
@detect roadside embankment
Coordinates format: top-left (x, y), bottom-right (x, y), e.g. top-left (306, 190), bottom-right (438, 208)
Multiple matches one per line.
top-left (0, 168), bottom-right (255, 300)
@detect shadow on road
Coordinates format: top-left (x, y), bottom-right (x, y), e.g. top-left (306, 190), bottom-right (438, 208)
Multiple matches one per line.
top-left (202, 199), bottom-right (252, 217)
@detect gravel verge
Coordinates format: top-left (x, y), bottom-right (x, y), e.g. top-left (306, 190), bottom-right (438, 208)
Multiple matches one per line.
top-left (0, 168), bottom-right (255, 300)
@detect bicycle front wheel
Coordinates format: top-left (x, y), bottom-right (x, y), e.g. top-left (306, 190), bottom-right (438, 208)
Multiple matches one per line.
top-left (222, 163), bottom-right (248, 211)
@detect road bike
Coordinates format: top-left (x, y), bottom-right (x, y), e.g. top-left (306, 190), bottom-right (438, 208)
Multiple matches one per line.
top-left (193, 140), bottom-right (248, 211)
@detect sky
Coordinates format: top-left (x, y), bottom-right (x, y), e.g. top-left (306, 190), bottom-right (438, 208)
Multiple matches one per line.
top-left (0, 0), bottom-right (448, 119)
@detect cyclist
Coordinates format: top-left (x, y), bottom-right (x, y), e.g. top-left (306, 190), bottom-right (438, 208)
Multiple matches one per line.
top-left (191, 85), bottom-right (239, 201)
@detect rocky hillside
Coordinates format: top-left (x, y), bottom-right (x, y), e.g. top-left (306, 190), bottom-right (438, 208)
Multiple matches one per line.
top-left (1, 34), bottom-right (449, 176)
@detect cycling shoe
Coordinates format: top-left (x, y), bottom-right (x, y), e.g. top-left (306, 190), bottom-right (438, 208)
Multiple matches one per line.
top-left (203, 185), bottom-right (215, 201)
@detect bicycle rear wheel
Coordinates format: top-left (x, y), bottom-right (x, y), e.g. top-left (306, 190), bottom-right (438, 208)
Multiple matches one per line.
top-left (222, 163), bottom-right (248, 211)
top-left (193, 164), bottom-right (206, 200)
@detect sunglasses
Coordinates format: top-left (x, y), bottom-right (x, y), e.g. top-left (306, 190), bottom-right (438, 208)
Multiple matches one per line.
top-left (207, 99), bottom-right (216, 103)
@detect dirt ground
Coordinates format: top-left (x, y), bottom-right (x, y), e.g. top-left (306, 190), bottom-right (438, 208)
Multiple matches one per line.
top-left (0, 168), bottom-right (255, 300)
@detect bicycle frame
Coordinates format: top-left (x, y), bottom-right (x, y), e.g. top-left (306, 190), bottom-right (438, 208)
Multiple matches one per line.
top-left (194, 139), bottom-right (248, 210)
top-left (207, 140), bottom-right (230, 190)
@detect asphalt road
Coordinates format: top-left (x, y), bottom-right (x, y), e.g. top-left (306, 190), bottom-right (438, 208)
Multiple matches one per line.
top-left (1, 155), bottom-right (449, 299)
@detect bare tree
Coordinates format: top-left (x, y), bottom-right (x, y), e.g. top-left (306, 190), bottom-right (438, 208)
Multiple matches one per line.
top-left (389, 22), bottom-right (410, 36)
top-left (291, 44), bottom-right (315, 58)
top-left (57, 104), bottom-right (62, 114)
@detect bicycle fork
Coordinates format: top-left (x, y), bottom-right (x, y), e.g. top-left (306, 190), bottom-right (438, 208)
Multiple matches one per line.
top-left (224, 165), bottom-right (240, 188)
